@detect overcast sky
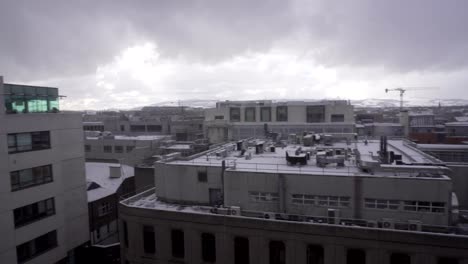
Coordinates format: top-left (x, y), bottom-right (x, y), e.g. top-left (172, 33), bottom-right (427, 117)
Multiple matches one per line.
top-left (1, 0), bottom-right (468, 110)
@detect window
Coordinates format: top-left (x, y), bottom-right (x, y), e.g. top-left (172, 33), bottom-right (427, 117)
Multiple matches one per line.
top-left (120, 125), bottom-right (125, 132)
top-left (306, 106), bottom-right (325, 123)
top-left (172, 229), bottom-right (185, 259)
top-left (269, 241), bottom-right (285, 264)
top-left (315, 195), bottom-right (350, 208)
top-left (249, 191), bottom-right (279, 202)
top-left (403, 201), bottom-right (445, 213)
top-left (292, 194), bottom-right (315, 205)
top-left (10, 165), bottom-right (53, 191)
top-left (16, 230), bottom-right (57, 263)
top-left (147, 125), bottom-right (162, 132)
top-left (198, 170), bottom-right (208, 182)
top-left (8, 131), bottom-right (50, 153)
top-left (276, 106), bottom-right (288, 122)
top-left (307, 245), bottom-right (324, 264)
top-left (5, 84), bottom-right (59, 114)
top-left (14, 198), bottom-right (55, 228)
top-left (126, 146), bottom-right (134, 153)
top-left (230, 108), bottom-right (241, 122)
top-left (123, 221), bottom-right (129, 248)
top-left (130, 125), bottom-right (146, 132)
top-left (214, 115), bottom-right (224, 120)
top-left (438, 257), bottom-right (459, 264)
top-left (331, 114), bottom-right (345, 122)
top-left (347, 249), bottom-right (366, 264)
top-left (244, 107), bottom-right (256, 122)
top-left (143, 226), bottom-right (156, 254)
top-left (103, 145), bottom-right (112, 153)
top-left (234, 236), bottom-right (249, 264)
top-left (201, 233), bottom-right (216, 262)
top-left (391, 253), bottom-right (411, 264)
top-left (84, 145), bottom-right (91, 152)
top-left (364, 198), bottom-right (399, 210)
top-left (261, 107), bottom-right (272, 122)
top-left (98, 202), bottom-right (112, 216)
top-left (114, 145), bottom-right (123, 153)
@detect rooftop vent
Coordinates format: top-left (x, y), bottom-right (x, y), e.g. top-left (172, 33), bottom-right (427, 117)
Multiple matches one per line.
top-left (109, 165), bottom-right (121, 178)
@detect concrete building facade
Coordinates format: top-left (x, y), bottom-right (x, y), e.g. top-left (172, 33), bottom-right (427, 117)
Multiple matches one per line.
top-left (204, 100), bottom-right (355, 143)
top-left (0, 77), bottom-right (89, 263)
top-left (119, 135), bottom-right (468, 264)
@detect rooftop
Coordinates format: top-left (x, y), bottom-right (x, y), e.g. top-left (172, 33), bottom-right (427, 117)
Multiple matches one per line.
top-left (86, 135), bottom-right (170, 141)
top-left (86, 162), bottom-right (135, 202)
top-left (166, 138), bottom-right (448, 179)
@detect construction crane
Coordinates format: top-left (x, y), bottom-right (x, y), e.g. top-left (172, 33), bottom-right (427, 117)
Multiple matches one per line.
top-left (385, 87), bottom-right (438, 111)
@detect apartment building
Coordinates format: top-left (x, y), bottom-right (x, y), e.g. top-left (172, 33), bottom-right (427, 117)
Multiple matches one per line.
top-left (204, 100), bottom-right (355, 143)
top-left (0, 77), bottom-right (89, 263)
top-left (119, 134), bottom-right (468, 264)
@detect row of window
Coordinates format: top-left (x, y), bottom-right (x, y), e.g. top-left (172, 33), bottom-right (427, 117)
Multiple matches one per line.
top-left (7, 131), bottom-right (50, 153)
top-left (85, 144), bottom-right (134, 153)
top-left (292, 194), bottom-right (351, 208)
top-left (228, 106), bottom-right (346, 123)
top-left (16, 230), bottom-right (58, 263)
top-left (131, 223), bottom-right (460, 264)
top-left (10, 164), bottom-right (53, 191)
top-left (253, 194), bottom-right (446, 213)
top-left (14, 198), bottom-right (55, 228)
top-left (365, 199), bottom-right (445, 213)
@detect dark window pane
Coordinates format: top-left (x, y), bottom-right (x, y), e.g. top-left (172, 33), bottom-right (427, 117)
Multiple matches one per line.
top-left (123, 221), bottom-right (129, 248)
top-left (269, 240), bottom-right (285, 264)
top-left (261, 107), bottom-right (272, 122)
top-left (230, 108), bottom-right (241, 122)
top-left (331, 114), bottom-right (345, 122)
top-left (245, 107), bottom-right (256, 122)
top-left (234, 236), bottom-right (249, 264)
top-left (391, 253), bottom-right (411, 264)
top-left (438, 257), bottom-right (459, 264)
top-left (16, 230), bottom-right (57, 263)
top-left (198, 171), bottom-right (208, 182)
top-left (143, 226), bottom-right (155, 254)
top-left (306, 106), bottom-right (325, 123)
top-left (201, 233), bottom-right (216, 262)
top-left (307, 245), bottom-right (324, 264)
top-left (347, 249), bottom-right (366, 264)
top-left (276, 106), bottom-right (288, 122)
top-left (14, 198), bottom-right (55, 227)
top-left (171, 229), bottom-right (185, 258)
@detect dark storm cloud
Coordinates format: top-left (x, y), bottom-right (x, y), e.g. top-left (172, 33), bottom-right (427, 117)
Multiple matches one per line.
top-left (1, 0), bottom-right (468, 81)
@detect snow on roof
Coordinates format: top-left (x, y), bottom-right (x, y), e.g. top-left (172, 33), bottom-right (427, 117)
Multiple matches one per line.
top-left (163, 144), bottom-right (192, 150)
top-left (445, 122), bottom-right (468, 127)
top-left (113, 135), bottom-right (170, 140)
top-left (86, 162), bottom-right (135, 202)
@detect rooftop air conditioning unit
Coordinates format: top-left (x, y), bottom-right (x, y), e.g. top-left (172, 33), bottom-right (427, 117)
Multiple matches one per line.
top-left (367, 220), bottom-right (378, 228)
top-left (382, 218), bottom-right (395, 229)
top-left (408, 220), bottom-right (422, 231)
top-left (229, 206), bottom-right (241, 216)
top-left (327, 209), bottom-right (340, 225)
top-left (263, 212), bottom-right (275, 220)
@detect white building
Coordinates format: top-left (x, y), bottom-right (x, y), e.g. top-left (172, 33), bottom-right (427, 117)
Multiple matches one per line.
top-left (204, 100), bottom-right (355, 143)
top-left (0, 77), bottom-right (89, 263)
top-left (119, 135), bottom-right (468, 264)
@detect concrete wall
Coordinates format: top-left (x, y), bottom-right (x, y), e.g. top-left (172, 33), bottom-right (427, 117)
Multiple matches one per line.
top-left (155, 163), bottom-right (223, 205)
top-left (119, 204), bottom-right (468, 264)
top-left (223, 170), bottom-right (451, 226)
top-left (0, 100), bottom-right (89, 263)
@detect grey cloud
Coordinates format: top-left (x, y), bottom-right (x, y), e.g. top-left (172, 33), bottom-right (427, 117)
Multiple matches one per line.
top-left (1, 0), bottom-right (468, 82)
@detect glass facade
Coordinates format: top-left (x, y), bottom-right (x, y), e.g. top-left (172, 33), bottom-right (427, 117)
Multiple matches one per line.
top-left (4, 84), bottom-right (59, 114)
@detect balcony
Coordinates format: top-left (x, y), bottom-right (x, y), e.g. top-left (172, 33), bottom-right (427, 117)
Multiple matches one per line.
top-left (4, 84), bottom-right (60, 114)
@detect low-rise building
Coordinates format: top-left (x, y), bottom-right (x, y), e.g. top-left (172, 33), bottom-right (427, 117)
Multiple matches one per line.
top-left (119, 135), bottom-right (468, 264)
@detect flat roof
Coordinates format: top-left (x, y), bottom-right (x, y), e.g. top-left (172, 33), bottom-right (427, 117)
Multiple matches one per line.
top-left (417, 144), bottom-right (468, 151)
top-left (86, 135), bottom-right (170, 141)
top-left (166, 139), bottom-right (448, 179)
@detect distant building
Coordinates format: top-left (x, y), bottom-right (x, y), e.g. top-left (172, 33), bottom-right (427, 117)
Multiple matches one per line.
top-left (84, 133), bottom-right (172, 165)
top-left (119, 135), bottom-right (468, 264)
top-left (356, 122), bottom-right (403, 138)
top-left (204, 100), bottom-right (355, 143)
top-left (0, 77), bottom-right (89, 263)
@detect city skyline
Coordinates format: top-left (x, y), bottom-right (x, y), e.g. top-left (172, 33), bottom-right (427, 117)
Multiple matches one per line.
top-left (2, 1), bottom-right (468, 110)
